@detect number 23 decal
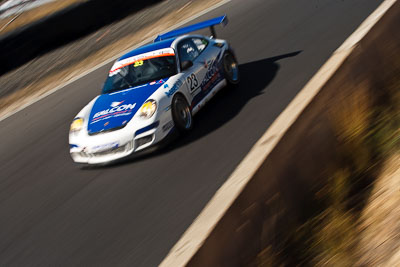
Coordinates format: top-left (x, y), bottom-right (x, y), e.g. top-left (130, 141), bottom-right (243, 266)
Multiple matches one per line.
top-left (187, 73), bottom-right (199, 92)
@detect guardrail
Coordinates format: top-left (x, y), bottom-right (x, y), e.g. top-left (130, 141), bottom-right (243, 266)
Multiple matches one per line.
top-left (160, 0), bottom-right (399, 265)
top-left (0, 0), bottom-right (162, 75)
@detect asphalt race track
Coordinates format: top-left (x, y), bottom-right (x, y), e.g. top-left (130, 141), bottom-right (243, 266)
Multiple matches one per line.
top-left (0, 0), bottom-right (384, 265)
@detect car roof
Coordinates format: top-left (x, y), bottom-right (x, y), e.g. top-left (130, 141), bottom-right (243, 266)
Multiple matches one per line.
top-left (118, 38), bottom-right (177, 61)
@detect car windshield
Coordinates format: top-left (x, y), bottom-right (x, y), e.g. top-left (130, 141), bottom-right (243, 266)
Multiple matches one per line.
top-left (102, 55), bottom-right (177, 94)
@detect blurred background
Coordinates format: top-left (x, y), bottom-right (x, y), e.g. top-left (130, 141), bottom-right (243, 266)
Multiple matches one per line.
top-left (0, 0), bottom-right (398, 266)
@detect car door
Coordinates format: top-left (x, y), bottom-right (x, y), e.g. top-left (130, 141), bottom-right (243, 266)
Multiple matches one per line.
top-left (176, 38), bottom-right (207, 106)
top-left (182, 37), bottom-right (225, 111)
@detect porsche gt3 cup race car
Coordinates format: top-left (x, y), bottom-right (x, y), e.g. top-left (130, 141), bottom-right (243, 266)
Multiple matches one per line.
top-left (69, 16), bottom-right (240, 165)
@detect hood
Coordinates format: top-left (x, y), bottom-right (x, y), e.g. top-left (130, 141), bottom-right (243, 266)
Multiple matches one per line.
top-left (87, 80), bottom-right (166, 135)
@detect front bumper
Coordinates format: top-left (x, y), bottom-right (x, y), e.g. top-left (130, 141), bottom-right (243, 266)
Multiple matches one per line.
top-left (69, 119), bottom-right (173, 165)
top-left (70, 139), bottom-right (136, 164)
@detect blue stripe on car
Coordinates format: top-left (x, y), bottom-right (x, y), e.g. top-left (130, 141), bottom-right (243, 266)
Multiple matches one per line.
top-left (135, 121), bottom-right (160, 136)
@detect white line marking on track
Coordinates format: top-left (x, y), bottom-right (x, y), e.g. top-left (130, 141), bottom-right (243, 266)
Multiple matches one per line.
top-left (0, 0), bottom-right (231, 122)
top-left (159, 0), bottom-right (398, 266)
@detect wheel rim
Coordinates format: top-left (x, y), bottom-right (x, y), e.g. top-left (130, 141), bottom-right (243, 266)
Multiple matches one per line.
top-left (224, 54), bottom-right (239, 82)
top-left (175, 98), bottom-right (191, 129)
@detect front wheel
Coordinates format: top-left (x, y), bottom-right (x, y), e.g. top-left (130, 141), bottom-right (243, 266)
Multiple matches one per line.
top-left (223, 51), bottom-right (240, 86)
top-left (171, 94), bottom-right (193, 132)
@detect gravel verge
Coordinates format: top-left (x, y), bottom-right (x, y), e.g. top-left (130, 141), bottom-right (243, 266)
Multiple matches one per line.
top-left (0, 0), bottom-right (86, 33)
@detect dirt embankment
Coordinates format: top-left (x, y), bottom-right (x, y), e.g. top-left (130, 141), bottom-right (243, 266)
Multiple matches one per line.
top-left (0, 0), bottom-right (86, 34)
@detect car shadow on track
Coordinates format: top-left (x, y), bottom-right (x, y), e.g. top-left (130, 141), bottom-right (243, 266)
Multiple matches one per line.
top-left (87, 51), bottom-right (302, 169)
top-left (171, 50), bottom-right (303, 149)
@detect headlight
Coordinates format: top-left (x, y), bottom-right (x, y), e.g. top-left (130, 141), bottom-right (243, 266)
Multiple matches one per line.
top-left (70, 117), bottom-right (84, 133)
top-left (139, 100), bottom-right (157, 119)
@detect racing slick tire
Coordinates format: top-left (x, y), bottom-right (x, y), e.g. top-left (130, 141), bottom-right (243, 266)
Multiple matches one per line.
top-left (171, 94), bottom-right (193, 132)
top-left (223, 51), bottom-right (240, 87)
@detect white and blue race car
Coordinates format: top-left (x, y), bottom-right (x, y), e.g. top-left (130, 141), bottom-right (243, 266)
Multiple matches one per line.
top-left (69, 16), bottom-right (239, 164)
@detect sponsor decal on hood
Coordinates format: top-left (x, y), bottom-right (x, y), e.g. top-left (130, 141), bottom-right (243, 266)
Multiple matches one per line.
top-left (87, 80), bottom-right (167, 134)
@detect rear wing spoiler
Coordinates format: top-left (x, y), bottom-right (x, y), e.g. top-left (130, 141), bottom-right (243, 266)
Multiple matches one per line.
top-left (154, 15), bottom-right (228, 42)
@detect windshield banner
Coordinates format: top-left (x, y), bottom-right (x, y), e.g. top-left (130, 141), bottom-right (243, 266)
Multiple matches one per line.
top-left (109, 48), bottom-right (175, 76)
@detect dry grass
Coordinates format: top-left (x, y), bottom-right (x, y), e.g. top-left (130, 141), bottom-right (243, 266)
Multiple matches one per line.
top-left (357, 154), bottom-right (400, 266)
top-left (308, 58), bottom-right (400, 266)
top-left (253, 44), bottom-right (400, 267)
top-left (312, 208), bottom-right (358, 266)
top-left (0, 0), bottom-right (87, 34)
top-left (256, 42), bottom-right (400, 266)
top-left (311, 69), bottom-right (399, 265)
top-left (333, 85), bottom-right (373, 177)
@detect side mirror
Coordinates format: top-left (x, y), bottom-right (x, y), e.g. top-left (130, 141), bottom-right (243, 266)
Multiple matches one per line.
top-left (181, 60), bottom-right (193, 71)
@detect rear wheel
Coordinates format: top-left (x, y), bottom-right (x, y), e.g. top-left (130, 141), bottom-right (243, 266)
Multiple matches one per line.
top-left (223, 51), bottom-right (240, 86)
top-left (171, 94), bottom-right (193, 132)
